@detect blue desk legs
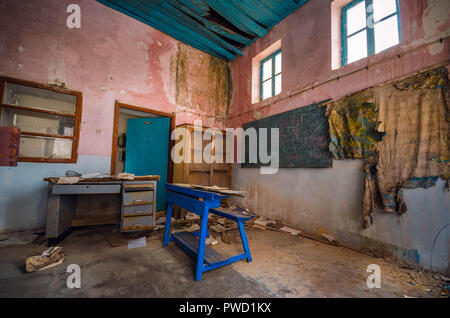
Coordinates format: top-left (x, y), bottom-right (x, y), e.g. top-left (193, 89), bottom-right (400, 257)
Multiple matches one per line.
top-left (163, 203), bottom-right (173, 246)
top-left (237, 221), bottom-right (252, 262)
top-left (195, 208), bottom-right (209, 281)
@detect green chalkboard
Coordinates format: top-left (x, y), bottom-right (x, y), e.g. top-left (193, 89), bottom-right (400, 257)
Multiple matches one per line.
top-left (241, 103), bottom-right (332, 168)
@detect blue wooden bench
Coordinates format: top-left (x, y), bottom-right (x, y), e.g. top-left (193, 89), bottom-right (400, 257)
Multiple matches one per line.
top-left (163, 184), bottom-right (254, 281)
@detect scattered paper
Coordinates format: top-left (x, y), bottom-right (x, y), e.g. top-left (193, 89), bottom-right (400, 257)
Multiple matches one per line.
top-left (115, 173), bottom-right (135, 180)
top-left (128, 237), bottom-right (147, 249)
top-left (280, 226), bottom-right (301, 235)
top-left (321, 233), bottom-right (336, 242)
top-left (254, 218), bottom-right (276, 227)
top-left (186, 212), bottom-right (200, 220)
top-left (26, 246), bottom-right (65, 272)
top-left (57, 177), bottom-right (81, 184)
top-left (80, 172), bottom-right (102, 179)
top-left (205, 238), bottom-right (218, 246)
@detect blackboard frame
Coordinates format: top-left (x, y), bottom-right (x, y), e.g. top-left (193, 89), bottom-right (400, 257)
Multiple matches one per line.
top-left (241, 103), bottom-right (332, 169)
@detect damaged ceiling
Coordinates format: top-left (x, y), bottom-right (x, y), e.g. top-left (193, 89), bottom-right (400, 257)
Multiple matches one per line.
top-left (96, 0), bottom-right (309, 61)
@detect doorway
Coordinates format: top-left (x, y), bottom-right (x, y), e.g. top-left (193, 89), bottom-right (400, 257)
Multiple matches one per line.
top-left (110, 102), bottom-right (175, 211)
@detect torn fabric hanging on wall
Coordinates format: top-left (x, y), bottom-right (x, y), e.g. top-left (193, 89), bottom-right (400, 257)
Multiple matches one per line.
top-left (375, 67), bottom-right (450, 215)
top-left (327, 90), bottom-right (385, 227)
top-left (327, 67), bottom-right (450, 228)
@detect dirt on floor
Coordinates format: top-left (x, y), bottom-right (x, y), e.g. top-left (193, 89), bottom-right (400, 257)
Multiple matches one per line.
top-left (0, 225), bottom-right (447, 298)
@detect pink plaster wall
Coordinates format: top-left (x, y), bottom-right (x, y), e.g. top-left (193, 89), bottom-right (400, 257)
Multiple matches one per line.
top-left (228, 0), bottom-right (450, 128)
top-left (0, 0), bottom-right (228, 158)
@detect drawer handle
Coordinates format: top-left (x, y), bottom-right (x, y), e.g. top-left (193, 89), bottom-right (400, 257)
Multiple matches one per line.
top-left (135, 210), bottom-right (144, 213)
top-left (133, 199), bottom-right (143, 203)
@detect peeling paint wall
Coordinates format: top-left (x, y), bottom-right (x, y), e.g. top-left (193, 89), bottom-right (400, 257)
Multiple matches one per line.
top-left (229, 0), bottom-right (450, 272)
top-left (0, 0), bottom-right (231, 233)
top-left (174, 43), bottom-right (232, 129)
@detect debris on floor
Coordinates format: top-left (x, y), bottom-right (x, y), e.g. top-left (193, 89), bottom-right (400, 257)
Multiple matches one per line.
top-left (56, 176), bottom-right (81, 184)
top-left (210, 224), bottom-right (226, 233)
top-left (185, 212), bottom-right (200, 220)
top-left (253, 217), bottom-right (277, 229)
top-left (205, 237), bottom-right (218, 246)
top-left (0, 230), bottom-right (39, 246)
top-left (128, 237), bottom-right (147, 249)
top-left (221, 231), bottom-right (233, 244)
top-left (172, 223), bottom-right (201, 234)
top-left (25, 246), bottom-right (65, 272)
top-left (316, 226), bottom-right (336, 242)
top-left (280, 226), bottom-right (301, 236)
top-left (153, 206), bottom-right (309, 246)
top-left (100, 228), bottom-right (128, 247)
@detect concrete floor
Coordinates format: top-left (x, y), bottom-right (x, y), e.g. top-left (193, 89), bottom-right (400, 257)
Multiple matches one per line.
top-left (0, 225), bottom-right (445, 298)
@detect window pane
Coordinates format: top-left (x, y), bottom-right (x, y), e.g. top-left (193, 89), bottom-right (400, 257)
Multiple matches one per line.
top-left (347, 30), bottom-right (368, 63)
top-left (3, 82), bottom-right (76, 115)
top-left (373, 0), bottom-right (397, 22)
top-left (19, 135), bottom-right (73, 159)
top-left (374, 15), bottom-right (399, 53)
top-left (262, 59), bottom-right (272, 81)
top-left (275, 53), bottom-right (281, 74)
top-left (0, 107), bottom-right (74, 136)
top-left (262, 80), bottom-right (272, 100)
top-left (275, 74), bottom-right (281, 95)
top-left (347, 1), bottom-right (367, 35)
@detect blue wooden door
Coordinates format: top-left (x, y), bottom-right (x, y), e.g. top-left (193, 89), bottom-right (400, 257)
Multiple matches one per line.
top-left (125, 117), bottom-right (170, 211)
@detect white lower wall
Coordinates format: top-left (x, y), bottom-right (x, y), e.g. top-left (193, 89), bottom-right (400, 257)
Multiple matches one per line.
top-left (0, 155), bottom-right (110, 234)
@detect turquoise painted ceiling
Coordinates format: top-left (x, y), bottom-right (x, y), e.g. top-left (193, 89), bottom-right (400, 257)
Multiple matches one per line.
top-left (96, 0), bottom-right (308, 61)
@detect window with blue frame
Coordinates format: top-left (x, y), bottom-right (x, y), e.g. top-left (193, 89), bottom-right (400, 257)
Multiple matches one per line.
top-left (260, 50), bottom-right (281, 100)
top-left (341, 0), bottom-right (401, 66)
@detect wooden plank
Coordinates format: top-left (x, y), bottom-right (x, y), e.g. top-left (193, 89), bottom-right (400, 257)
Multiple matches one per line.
top-left (175, 0), bottom-right (209, 16)
top-left (144, 0), bottom-right (244, 56)
top-left (123, 212), bottom-right (154, 217)
top-left (203, 0), bottom-right (268, 37)
top-left (172, 231), bottom-right (225, 264)
top-left (20, 131), bottom-right (74, 140)
top-left (230, 0), bottom-right (275, 27)
top-left (170, 0), bottom-right (251, 45)
top-left (210, 208), bottom-right (253, 221)
top-left (1, 103), bottom-right (76, 118)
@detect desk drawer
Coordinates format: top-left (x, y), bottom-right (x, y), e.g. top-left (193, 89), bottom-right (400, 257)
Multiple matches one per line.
top-left (122, 215), bottom-right (153, 231)
top-left (123, 204), bottom-right (154, 217)
top-left (52, 184), bottom-right (121, 195)
top-left (123, 191), bottom-right (154, 206)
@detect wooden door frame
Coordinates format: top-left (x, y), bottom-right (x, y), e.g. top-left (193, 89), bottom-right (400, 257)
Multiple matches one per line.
top-left (110, 101), bottom-right (176, 183)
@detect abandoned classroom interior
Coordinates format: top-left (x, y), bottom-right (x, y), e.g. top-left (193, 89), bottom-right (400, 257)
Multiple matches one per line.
top-left (0, 0), bottom-right (449, 299)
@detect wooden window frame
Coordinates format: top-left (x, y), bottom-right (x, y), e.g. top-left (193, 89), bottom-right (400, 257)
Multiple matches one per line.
top-left (110, 101), bottom-right (176, 183)
top-left (341, 0), bottom-right (401, 66)
top-left (0, 76), bottom-right (82, 163)
top-left (260, 49), bottom-right (281, 101)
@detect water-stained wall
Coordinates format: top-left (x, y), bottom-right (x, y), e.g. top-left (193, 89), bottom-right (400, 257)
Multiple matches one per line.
top-left (173, 43), bottom-right (232, 129)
